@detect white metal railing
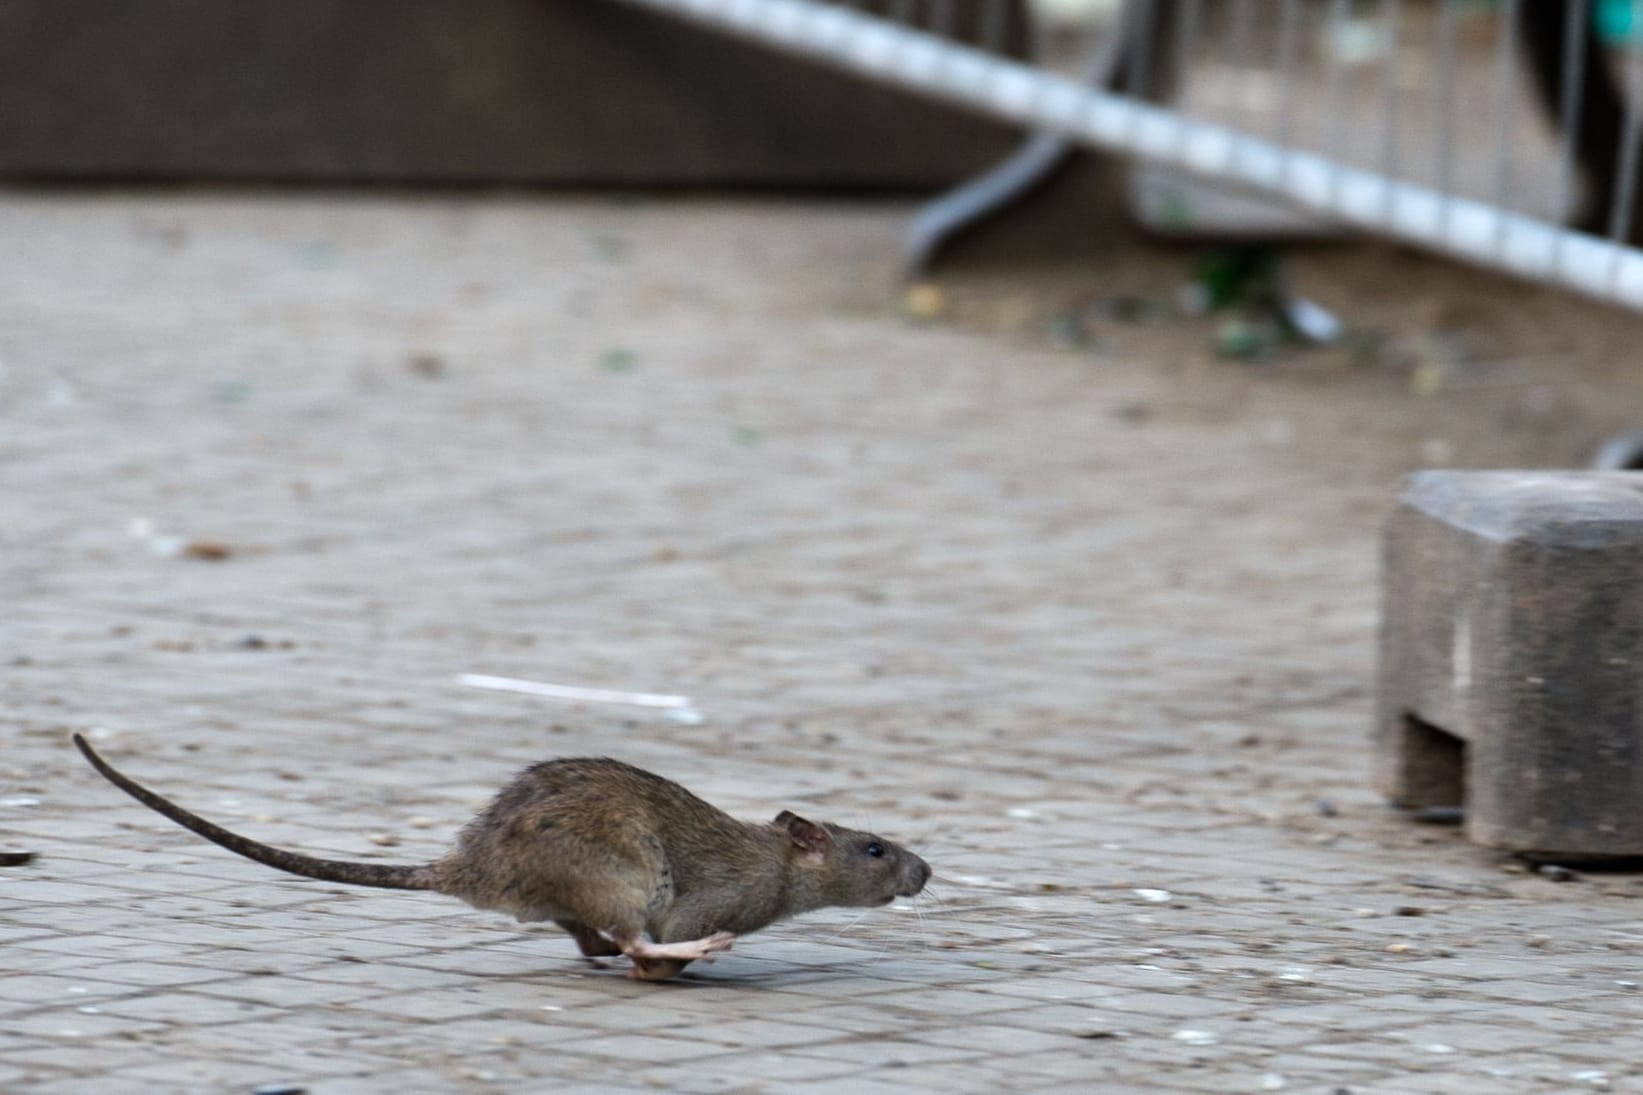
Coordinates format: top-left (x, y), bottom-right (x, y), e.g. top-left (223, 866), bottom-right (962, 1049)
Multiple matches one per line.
top-left (617, 0), bottom-right (1643, 313)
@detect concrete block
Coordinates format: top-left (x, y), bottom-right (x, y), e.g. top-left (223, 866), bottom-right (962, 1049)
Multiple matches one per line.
top-left (1376, 470), bottom-right (1643, 857)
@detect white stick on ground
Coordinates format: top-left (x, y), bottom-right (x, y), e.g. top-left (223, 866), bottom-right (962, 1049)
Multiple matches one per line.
top-left (457, 673), bottom-right (693, 710)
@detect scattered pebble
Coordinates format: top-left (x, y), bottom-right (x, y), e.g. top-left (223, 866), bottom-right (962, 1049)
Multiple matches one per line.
top-left (251, 1086), bottom-right (308, 1095)
top-left (368, 833), bottom-right (400, 847)
top-left (1284, 297), bottom-right (1342, 343)
top-left (1423, 1043), bottom-right (1456, 1054)
top-left (1392, 905), bottom-right (1427, 917)
top-left (1172, 1029), bottom-right (1218, 1046)
top-left (1420, 438), bottom-right (1455, 464)
top-left (1110, 402), bottom-right (1152, 425)
top-left (1132, 888), bottom-right (1172, 904)
top-left (182, 540), bottom-right (232, 561)
top-left (0, 851), bottom-right (37, 866)
top-left (902, 282), bottom-right (945, 321)
top-left (1537, 864), bottom-right (1580, 882)
top-left (240, 635), bottom-right (269, 650)
top-left (407, 816), bottom-right (437, 829)
top-left (1261, 1074), bottom-right (1288, 1091)
top-left (147, 536), bottom-right (186, 558)
top-left (1410, 358), bottom-right (1449, 397)
top-left (1315, 798), bottom-right (1338, 818)
top-left (1006, 807), bottom-right (1039, 820)
top-left (407, 352), bottom-right (445, 378)
top-left (1385, 943), bottom-right (1413, 954)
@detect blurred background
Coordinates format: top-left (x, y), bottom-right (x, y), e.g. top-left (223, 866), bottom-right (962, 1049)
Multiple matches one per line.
top-left (6, 0), bottom-right (1642, 439)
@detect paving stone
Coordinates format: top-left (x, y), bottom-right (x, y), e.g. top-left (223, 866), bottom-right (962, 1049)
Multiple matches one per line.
top-left (0, 1009), bottom-right (168, 1040)
top-left (911, 1023), bottom-right (1099, 1056)
top-left (1096, 991), bottom-right (1253, 1019)
top-left (677, 1017), bottom-right (855, 1049)
top-left (68, 961), bottom-right (241, 991)
top-left (342, 991), bottom-right (506, 1023)
top-left (0, 975), bottom-right (136, 1004)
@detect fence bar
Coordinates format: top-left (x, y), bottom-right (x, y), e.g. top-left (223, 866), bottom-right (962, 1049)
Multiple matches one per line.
top-left (1553, 0), bottom-right (1588, 227)
top-left (1610, 0), bottom-right (1643, 247)
top-left (1492, 0), bottom-right (1520, 261)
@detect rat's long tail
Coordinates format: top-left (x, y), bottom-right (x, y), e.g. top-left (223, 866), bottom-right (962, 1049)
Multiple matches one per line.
top-left (73, 734), bottom-right (439, 891)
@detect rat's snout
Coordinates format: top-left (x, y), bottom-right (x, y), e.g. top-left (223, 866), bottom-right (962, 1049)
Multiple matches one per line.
top-left (897, 855), bottom-right (932, 897)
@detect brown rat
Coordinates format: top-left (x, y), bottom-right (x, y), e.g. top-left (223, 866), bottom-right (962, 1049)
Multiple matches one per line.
top-left (72, 734), bottom-right (930, 980)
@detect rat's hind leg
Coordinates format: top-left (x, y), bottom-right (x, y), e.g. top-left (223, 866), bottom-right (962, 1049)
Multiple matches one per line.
top-left (624, 932), bottom-right (735, 963)
top-left (614, 932), bottom-right (735, 981)
top-left (556, 920), bottom-right (623, 957)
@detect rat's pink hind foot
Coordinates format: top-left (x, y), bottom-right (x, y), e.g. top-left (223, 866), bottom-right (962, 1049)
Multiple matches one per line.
top-left (622, 932), bottom-right (735, 981)
top-left (625, 931), bottom-right (735, 963)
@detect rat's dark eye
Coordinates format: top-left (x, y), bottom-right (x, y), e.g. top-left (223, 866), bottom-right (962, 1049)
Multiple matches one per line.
top-left (865, 841), bottom-right (884, 858)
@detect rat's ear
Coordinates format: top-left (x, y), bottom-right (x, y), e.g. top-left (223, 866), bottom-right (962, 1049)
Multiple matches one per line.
top-left (777, 811), bottom-right (831, 856)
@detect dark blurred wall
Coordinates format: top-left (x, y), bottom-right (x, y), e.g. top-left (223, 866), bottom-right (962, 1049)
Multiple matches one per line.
top-left (0, 0), bottom-right (1026, 187)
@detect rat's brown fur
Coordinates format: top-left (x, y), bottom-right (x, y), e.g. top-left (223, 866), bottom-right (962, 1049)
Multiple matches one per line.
top-left (74, 735), bottom-right (930, 980)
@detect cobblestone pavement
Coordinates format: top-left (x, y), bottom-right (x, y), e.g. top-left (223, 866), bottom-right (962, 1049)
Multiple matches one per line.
top-left (4, 192), bottom-right (1643, 1094)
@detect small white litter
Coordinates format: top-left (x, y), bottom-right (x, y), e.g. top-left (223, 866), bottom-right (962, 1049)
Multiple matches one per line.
top-left (458, 673), bottom-right (693, 710)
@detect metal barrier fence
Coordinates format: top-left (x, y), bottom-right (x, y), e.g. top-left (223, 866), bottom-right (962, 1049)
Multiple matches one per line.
top-left (616, 0), bottom-right (1643, 313)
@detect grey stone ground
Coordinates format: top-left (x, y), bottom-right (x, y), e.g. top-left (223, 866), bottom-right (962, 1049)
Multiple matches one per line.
top-left (4, 191), bottom-right (1643, 1093)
